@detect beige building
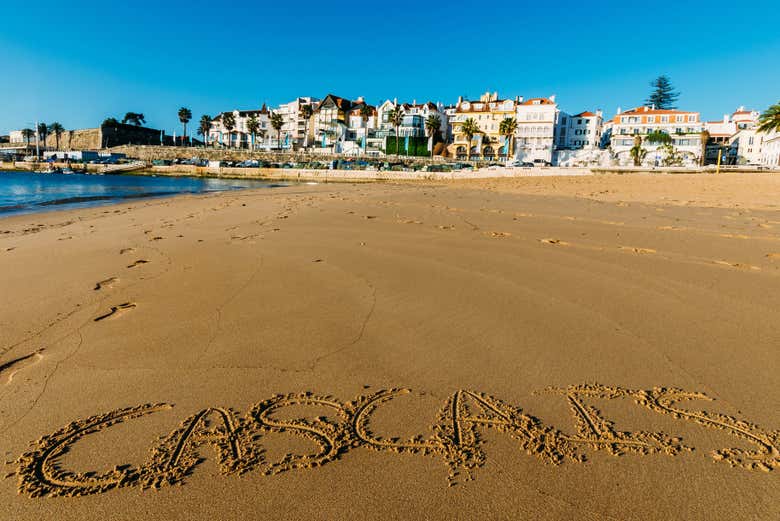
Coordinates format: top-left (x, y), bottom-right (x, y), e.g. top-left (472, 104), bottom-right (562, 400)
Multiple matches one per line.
top-left (449, 92), bottom-right (521, 160)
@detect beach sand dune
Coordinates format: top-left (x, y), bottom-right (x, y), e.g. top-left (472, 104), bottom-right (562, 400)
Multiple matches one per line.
top-left (0, 174), bottom-right (778, 520)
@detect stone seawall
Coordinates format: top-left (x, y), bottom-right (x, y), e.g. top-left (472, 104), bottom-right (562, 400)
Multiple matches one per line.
top-left (109, 145), bottom-right (441, 165)
top-left (144, 165), bottom-right (593, 182)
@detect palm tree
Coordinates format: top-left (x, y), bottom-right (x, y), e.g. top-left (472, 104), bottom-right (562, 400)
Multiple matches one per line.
top-left (629, 135), bottom-right (647, 167)
top-left (178, 107), bottom-right (192, 146)
top-left (198, 115), bottom-right (212, 147)
top-left (359, 105), bottom-right (373, 155)
top-left (758, 101), bottom-right (780, 133)
top-left (300, 104), bottom-right (313, 150)
top-left (49, 122), bottom-right (64, 150)
top-left (246, 116), bottom-right (260, 150)
top-left (387, 106), bottom-right (404, 156)
top-left (21, 128), bottom-right (35, 147)
top-left (222, 112), bottom-right (235, 148)
top-left (270, 111), bottom-right (284, 151)
top-left (425, 114), bottom-right (441, 157)
top-left (498, 117), bottom-right (518, 161)
top-left (459, 117), bottom-right (480, 161)
top-left (699, 130), bottom-right (710, 166)
top-left (37, 123), bottom-right (48, 149)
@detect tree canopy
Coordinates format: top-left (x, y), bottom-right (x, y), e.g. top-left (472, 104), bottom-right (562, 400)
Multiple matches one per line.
top-left (122, 112), bottom-right (146, 126)
top-left (645, 76), bottom-right (679, 110)
top-left (758, 101), bottom-right (780, 133)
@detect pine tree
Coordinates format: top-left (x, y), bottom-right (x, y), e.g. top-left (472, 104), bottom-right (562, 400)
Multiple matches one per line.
top-left (645, 76), bottom-right (680, 110)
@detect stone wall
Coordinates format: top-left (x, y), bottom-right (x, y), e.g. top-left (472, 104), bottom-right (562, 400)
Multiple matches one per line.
top-left (145, 165), bottom-right (593, 182)
top-left (43, 128), bottom-right (101, 150)
top-left (108, 145), bottom-right (444, 166)
top-left (41, 124), bottom-right (163, 150)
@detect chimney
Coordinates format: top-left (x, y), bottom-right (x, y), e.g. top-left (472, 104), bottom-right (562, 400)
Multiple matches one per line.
top-left (617, 107), bottom-right (622, 115)
top-left (357, 96), bottom-right (364, 103)
top-left (518, 96), bottom-right (524, 103)
top-left (458, 95), bottom-right (463, 104)
top-left (413, 99), bottom-right (416, 106)
top-left (394, 97), bottom-right (398, 106)
top-left (723, 114), bottom-right (729, 123)
top-left (550, 94), bottom-right (556, 103)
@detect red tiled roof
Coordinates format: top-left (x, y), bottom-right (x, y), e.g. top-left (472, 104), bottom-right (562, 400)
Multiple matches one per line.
top-left (521, 98), bottom-right (555, 105)
top-left (620, 106), bottom-right (696, 116)
top-left (573, 111), bottom-right (596, 118)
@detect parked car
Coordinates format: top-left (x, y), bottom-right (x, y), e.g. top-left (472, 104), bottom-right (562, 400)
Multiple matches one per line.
top-left (533, 159), bottom-right (552, 167)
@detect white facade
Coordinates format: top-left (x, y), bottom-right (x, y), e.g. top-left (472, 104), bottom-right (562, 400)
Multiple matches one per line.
top-left (731, 107), bottom-right (760, 130)
top-left (732, 129), bottom-right (764, 165)
top-left (557, 110), bottom-right (603, 149)
top-left (9, 130), bottom-right (25, 144)
top-left (609, 106), bottom-right (704, 166)
top-left (515, 96), bottom-right (560, 163)
top-left (276, 96), bottom-right (319, 149)
top-left (760, 131), bottom-right (780, 167)
top-left (209, 108), bottom-right (270, 149)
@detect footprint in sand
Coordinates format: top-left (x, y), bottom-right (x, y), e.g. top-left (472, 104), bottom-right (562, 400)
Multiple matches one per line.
top-left (620, 246), bottom-right (656, 255)
top-left (149, 236), bottom-right (164, 241)
top-left (364, 215), bottom-right (378, 220)
top-left (398, 219), bottom-right (423, 225)
top-left (764, 253), bottom-right (780, 260)
top-left (120, 248), bottom-right (135, 255)
top-left (94, 277), bottom-right (119, 291)
top-left (94, 303), bottom-right (137, 322)
top-left (539, 238), bottom-right (569, 246)
top-left (486, 231), bottom-right (511, 239)
top-left (437, 225), bottom-right (455, 231)
top-left (0, 349), bottom-right (44, 385)
top-left (127, 259), bottom-right (149, 269)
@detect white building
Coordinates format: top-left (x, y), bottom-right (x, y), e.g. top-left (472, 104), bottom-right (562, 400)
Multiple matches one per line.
top-left (374, 99), bottom-right (448, 155)
top-left (609, 106), bottom-right (704, 166)
top-left (731, 107), bottom-right (760, 130)
top-left (276, 96), bottom-right (319, 150)
top-left (760, 130), bottom-right (780, 167)
top-left (311, 94), bottom-right (354, 152)
top-left (557, 110), bottom-right (603, 149)
top-left (209, 106), bottom-right (270, 149)
top-left (515, 96), bottom-right (561, 163)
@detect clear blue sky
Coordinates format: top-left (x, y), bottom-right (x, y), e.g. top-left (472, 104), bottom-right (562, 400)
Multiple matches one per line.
top-left (1, 0), bottom-right (779, 135)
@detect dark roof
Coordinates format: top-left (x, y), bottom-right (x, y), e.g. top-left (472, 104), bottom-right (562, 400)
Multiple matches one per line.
top-left (317, 94), bottom-right (354, 112)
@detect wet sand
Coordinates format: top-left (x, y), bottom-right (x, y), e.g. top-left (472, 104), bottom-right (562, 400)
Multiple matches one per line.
top-left (1, 173), bottom-right (778, 520)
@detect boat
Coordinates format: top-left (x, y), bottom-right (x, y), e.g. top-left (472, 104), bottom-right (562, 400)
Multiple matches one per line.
top-left (34, 166), bottom-right (62, 174)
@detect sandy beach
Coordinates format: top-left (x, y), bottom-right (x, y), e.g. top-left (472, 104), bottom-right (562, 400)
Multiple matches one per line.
top-left (1, 172), bottom-right (778, 520)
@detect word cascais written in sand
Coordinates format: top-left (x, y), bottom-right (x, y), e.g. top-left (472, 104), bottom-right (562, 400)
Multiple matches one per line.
top-left (8, 384), bottom-right (779, 498)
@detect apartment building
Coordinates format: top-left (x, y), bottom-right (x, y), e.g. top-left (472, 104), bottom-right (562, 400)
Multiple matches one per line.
top-left (515, 96), bottom-right (561, 163)
top-left (449, 92), bottom-right (521, 160)
top-left (609, 106), bottom-right (703, 166)
top-left (275, 97), bottom-right (320, 150)
top-left (311, 94), bottom-right (355, 152)
top-left (209, 105), bottom-right (270, 149)
top-left (557, 110), bottom-right (603, 149)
